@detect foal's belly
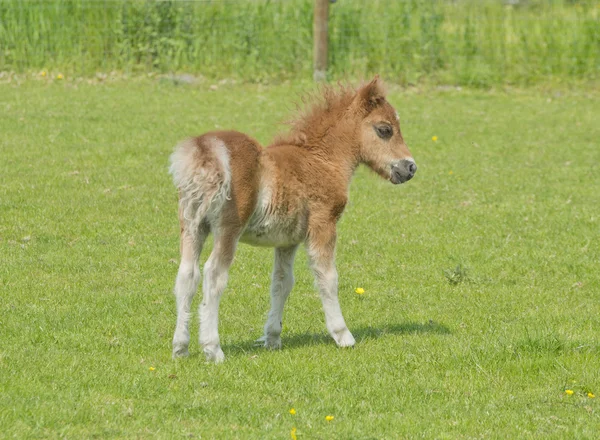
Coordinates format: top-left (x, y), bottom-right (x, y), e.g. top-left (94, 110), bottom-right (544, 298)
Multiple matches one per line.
top-left (241, 206), bottom-right (308, 248)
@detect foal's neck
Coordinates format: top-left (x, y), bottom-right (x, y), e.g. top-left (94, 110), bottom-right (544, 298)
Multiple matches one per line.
top-left (311, 117), bottom-right (360, 184)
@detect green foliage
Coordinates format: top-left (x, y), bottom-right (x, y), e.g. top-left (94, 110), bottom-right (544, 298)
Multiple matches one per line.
top-left (1, 80), bottom-right (599, 437)
top-left (0, 0), bottom-right (598, 85)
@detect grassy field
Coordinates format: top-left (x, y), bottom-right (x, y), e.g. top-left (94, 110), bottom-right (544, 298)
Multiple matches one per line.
top-left (1, 0), bottom-right (599, 86)
top-left (1, 78), bottom-right (600, 438)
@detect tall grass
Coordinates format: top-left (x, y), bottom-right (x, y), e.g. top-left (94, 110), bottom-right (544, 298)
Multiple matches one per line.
top-left (0, 0), bottom-right (598, 85)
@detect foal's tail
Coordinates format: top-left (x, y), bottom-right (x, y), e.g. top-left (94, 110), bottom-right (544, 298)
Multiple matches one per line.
top-left (169, 136), bottom-right (232, 235)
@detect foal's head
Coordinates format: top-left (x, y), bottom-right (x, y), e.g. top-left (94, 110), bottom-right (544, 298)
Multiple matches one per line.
top-left (353, 77), bottom-right (416, 184)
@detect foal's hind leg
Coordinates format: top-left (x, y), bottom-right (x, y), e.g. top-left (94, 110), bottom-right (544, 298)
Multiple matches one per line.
top-left (259, 245), bottom-right (298, 349)
top-left (172, 225), bottom-right (208, 358)
top-left (199, 227), bottom-right (239, 363)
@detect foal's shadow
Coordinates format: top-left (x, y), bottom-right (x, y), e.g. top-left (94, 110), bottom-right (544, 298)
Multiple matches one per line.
top-left (223, 321), bottom-right (451, 356)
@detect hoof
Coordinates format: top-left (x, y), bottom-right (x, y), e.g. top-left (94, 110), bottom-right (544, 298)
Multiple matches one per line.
top-left (172, 344), bottom-right (190, 359)
top-left (256, 335), bottom-right (282, 350)
top-left (203, 346), bottom-right (225, 363)
top-left (333, 328), bottom-right (356, 348)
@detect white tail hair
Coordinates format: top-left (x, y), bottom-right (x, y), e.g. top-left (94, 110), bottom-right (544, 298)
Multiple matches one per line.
top-left (169, 137), bottom-right (232, 235)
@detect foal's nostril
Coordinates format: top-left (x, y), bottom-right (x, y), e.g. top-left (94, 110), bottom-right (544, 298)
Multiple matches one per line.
top-left (391, 160), bottom-right (417, 184)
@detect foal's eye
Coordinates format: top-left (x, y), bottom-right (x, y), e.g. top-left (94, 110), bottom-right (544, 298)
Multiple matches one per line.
top-left (374, 124), bottom-right (393, 140)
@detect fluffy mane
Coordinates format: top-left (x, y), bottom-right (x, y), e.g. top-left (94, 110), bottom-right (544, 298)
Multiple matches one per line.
top-left (270, 78), bottom-right (386, 149)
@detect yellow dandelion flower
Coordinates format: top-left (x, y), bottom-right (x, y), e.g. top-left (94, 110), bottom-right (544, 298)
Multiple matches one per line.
top-left (448, 170), bottom-right (454, 175)
top-left (290, 427), bottom-right (297, 440)
top-left (432, 136), bottom-right (438, 142)
top-left (588, 392), bottom-right (595, 398)
top-left (149, 366), bottom-right (155, 371)
top-left (289, 408), bottom-right (296, 415)
top-left (355, 287), bottom-right (365, 295)
top-left (57, 74), bottom-right (64, 80)
top-left (325, 415), bottom-right (334, 421)
top-left (565, 389), bottom-right (574, 395)
top-left (40, 71), bottom-right (47, 77)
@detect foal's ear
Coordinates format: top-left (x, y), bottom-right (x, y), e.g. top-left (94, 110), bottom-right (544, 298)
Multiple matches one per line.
top-left (356, 75), bottom-right (386, 111)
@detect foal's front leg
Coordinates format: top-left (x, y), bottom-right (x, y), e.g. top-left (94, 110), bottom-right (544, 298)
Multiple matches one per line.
top-left (260, 245), bottom-right (298, 349)
top-left (307, 227), bottom-right (356, 348)
top-left (199, 229), bottom-right (238, 363)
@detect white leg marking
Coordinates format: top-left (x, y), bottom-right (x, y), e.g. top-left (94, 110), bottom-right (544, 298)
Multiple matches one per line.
top-left (199, 232), bottom-right (237, 363)
top-left (308, 254), bottom-right (355, 348)
top-left (172, 233), bottom-right (205, 358)
top-left (259, 246), bottom-right (298, 349)
top-left (172, 260), bottom-right (200, 357)
top-left (199, 257), bottom-right (227, 363)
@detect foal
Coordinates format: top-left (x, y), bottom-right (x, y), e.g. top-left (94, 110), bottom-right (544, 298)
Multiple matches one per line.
top-left (170, 77), bottom-right (417, 362)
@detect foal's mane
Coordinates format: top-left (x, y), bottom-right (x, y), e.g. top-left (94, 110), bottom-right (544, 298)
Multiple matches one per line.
top-left (271, 79), bottom-right (385, 149)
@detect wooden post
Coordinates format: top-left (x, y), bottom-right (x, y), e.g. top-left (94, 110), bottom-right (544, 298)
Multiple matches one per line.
top-left (313, 0), bottom-right (329, 82)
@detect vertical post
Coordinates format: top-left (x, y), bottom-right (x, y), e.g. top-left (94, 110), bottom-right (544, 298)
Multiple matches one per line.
top-left (313, 0), bottom-right (329, 82)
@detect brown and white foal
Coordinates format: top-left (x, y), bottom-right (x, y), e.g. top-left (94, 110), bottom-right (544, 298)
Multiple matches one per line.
top-left (169, 77), bottom-right (416, 362)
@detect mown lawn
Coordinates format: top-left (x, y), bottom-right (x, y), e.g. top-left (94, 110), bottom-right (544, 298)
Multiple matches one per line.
top-left (1, 78), bottom-right (599, 438)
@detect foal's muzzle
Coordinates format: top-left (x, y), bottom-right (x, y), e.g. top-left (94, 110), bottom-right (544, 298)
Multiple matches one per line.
top-left (391, 160), bottom-right (417, 184)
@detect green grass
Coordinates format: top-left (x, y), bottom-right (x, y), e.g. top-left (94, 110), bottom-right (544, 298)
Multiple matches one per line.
top-left (1, 79), bottom-right (600, 438)
top-left (1, 0), bottom-right (599, 86)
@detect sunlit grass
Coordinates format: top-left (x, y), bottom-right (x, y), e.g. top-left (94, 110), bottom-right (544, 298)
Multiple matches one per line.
top-left (0, 80), bottom-right (599, 437)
